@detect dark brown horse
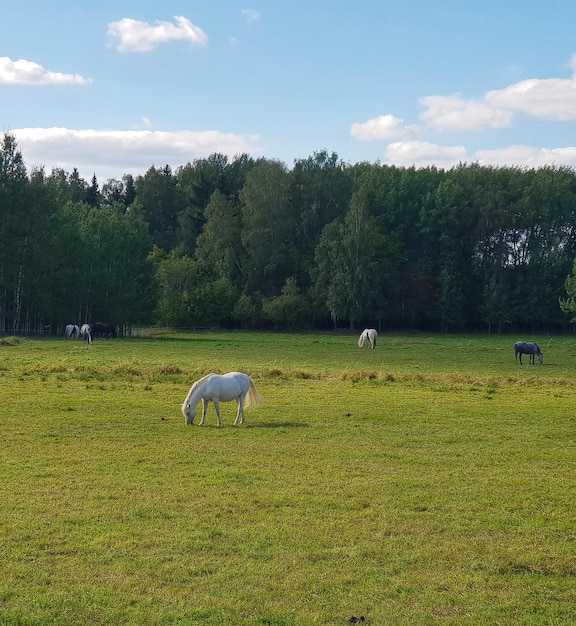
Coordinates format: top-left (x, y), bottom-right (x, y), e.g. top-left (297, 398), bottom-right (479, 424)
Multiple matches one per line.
top-left (91, 322), bottom-right (117, 339)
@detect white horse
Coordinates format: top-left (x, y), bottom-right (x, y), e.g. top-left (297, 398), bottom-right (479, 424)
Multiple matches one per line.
top-left (358, 328), bottom-right (378, 349)
top-left (80, 323), bottom-right (92, 344)
top-left (182, 372), bottom-right (262, 426)
top-left (65, 324), bottom-right (79, 339)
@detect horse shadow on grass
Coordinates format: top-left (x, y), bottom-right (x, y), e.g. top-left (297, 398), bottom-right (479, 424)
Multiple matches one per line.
top-left (176, 420), bottom-right (308, 429)
top-left (243, 421), bottom-right (309, 429)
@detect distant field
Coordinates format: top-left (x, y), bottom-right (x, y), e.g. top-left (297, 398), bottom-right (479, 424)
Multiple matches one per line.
top-left (1, 332), bottom-right (575, 625)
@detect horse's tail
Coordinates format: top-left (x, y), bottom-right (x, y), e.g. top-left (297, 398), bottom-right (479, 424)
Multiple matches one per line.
top-left (245, 380), bottom-right (263, 409)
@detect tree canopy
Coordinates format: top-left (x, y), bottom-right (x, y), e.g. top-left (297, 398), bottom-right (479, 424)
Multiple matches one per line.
top-left (2, 135), bottom-right (576, 334)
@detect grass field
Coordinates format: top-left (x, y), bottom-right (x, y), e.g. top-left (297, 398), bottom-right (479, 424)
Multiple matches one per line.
top-left (1, 332), bottom-right (575, 625)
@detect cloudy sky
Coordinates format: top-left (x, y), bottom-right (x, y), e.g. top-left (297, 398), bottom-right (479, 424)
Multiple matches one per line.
top-left (2, 0), bottom-right (576, 181)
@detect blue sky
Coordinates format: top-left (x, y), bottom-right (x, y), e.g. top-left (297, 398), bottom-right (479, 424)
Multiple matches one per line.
top-left (2, 0), bottom-right (576, 182)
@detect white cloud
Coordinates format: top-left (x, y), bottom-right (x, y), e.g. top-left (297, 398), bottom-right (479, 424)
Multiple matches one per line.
top-left (420, 56), bottom-right (576, 129)
top-left (384, 141), bottom-right (468, 168)
top-left (419, 94), bottom-right (513, 131)
top-left (12, 127), bottom-right (260, 179)
top-left (350, 114), bottom-right (416, 141)
top-left (351, 55), bottom-right (576, 171)
top-left (241, 9), bottom-right (261, 24)
top-left (0, 56), bottom-right (91, 86)
top-left (107, 16), bottom-right (208, 53)
top-left (131, 117), bottom-right (153, 130)
top-left (477, 145), bottom-right (576, 168)
top-left (485, 77), bottom-right (576, 121)
top-left (382, 141), bottom-right (576, 170)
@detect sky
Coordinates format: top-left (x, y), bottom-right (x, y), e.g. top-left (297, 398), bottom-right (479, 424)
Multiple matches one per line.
top-left (2, 0), bottom-right (576, 182)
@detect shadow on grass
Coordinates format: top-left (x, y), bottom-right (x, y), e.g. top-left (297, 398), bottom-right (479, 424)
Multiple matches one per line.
top-left (181, 421), bottom-right (309, 429)
top-left (244, 421), bottom-right (310, 429)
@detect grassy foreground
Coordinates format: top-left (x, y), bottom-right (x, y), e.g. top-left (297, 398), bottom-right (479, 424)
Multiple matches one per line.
top-left (1, 331), bottom-right (575, 625)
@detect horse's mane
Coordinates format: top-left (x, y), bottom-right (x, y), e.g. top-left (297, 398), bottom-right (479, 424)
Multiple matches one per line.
top-left (186, 373), bottom-right (217, 398)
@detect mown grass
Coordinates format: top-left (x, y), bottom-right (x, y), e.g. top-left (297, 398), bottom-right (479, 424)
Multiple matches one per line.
top-left (1, 332), bottom-right (575, 625)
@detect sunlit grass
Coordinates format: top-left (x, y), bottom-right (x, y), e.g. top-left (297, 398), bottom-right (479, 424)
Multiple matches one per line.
top-left (1, 332), bottom-right (575, 624)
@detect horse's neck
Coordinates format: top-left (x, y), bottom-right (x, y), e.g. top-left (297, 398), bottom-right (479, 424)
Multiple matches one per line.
top-left (187, 379), bottom-right (208, 404)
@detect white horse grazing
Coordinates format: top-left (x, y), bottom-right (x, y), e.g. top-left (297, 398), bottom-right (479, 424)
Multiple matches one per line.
top-left (80, 323), bottom-right (92, 344)
top-left (358, 328), bottom-right (378, 349)
top-left (65, 324), bottom-right (79, 339)
top-left (182, 372), bottom-right (262, 426)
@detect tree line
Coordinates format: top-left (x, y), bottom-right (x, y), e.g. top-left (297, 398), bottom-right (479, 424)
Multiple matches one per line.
top-left (2, 132), bottom-right (576, 335)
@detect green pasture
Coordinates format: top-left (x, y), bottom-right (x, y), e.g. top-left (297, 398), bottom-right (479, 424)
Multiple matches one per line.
top-left (1, 332), bottom-right (575, 625)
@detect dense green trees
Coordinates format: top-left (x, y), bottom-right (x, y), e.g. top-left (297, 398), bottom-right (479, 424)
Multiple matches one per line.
top-left (3, 132), bottom-right (576, 334)
top-left (0, 135), bottom-right (153, 334)
top-left (0, 136), bottom-right (50, 332)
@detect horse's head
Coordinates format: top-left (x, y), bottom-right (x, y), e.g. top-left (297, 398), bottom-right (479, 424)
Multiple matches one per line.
top-left (537, 353), bottom-right (543, 364)
top-left (182, 400), bottom-right (196, 425)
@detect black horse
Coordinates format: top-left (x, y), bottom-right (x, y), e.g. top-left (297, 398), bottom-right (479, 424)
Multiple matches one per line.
top-left (514, 341), bottom-right (543, 364)
top-left (91, 322), bottom-right (117, 339)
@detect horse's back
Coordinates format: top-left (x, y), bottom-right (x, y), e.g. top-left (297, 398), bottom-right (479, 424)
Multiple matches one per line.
top-left (92, 322), bottom-right (116, 338)
top-left (226, 371), bottom-right (252, 393)
top-left (514, 341), bottom-right (542, 363)
top-left (204, 372), bottom-right (251, 400)
top-left (515, 341), bottom-right (537, 352)
top-left (359, 328), bottom-right (377, 347)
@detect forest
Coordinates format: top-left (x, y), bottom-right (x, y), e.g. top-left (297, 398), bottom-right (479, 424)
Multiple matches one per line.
top-left (3, 131), bottom-right (576, 335)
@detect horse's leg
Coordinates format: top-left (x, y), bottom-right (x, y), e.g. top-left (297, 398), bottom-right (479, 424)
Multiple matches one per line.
top-left (213, 399), bottom-right (222, 426)
top-left (199, 399), bottom-right (208, 425)
top-left (234, 398), bottom-right (244, 425)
